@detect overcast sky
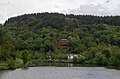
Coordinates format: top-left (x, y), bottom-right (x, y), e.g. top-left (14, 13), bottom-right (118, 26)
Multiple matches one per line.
top-left (0, 0), bottom-right (120, 23)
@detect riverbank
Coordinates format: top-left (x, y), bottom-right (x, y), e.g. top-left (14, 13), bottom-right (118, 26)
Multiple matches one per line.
top-left (0, 63), bottom-right (9, 70)
top-left (0, 59), bottom-right (120, 70)
top-left (0, 59), bottom-right (23, 70)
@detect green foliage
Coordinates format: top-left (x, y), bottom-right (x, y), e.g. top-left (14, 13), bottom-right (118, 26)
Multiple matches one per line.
top-left (94, 53), bottom-right (108, 65)
top-left (7, 58), bottom-right (16, 69)
top-left (0, 13), bottom-right (120, 69)
top-left (74, 55), bottom-right (85, 64)
top-left (0, 28), bottom-right (5, 45)
top-left (22, 50), bottom-right (30, 65)
top-left (109, 46), bottom-right (120, 66)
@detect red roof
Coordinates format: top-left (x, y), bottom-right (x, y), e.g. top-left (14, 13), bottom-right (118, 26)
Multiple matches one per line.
top-left (56, 39), bottom-right (69, 47)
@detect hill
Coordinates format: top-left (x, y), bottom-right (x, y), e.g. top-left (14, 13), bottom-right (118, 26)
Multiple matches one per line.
top-left (0, 13), bottom-right (120, 69)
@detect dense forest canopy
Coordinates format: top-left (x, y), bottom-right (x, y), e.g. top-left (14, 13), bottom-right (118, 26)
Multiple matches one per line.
top-left (0, 13), bottom-right (120, 69)
top-left (4, 12), bottom-right (120, 28)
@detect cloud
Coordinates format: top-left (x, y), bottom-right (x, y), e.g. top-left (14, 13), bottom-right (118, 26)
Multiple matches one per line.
top-left (65, 4), bottom-right (110, 16)
top-left (54, 5), bottom-right (59, 9)
top-left (64, 1), bottom-right (120, 16)
top-left (105, 0), bottom-right (111, 3)
top-left (0, 0), bottom-right (120, 23)
top-left (0, 11), bottom-right (7, 23)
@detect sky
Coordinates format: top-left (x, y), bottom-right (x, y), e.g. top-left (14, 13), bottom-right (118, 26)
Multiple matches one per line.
top-left (0, 0), bottom-right (120, 23)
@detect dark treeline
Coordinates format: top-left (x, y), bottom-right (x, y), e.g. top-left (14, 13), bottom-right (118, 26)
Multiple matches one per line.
top-left (0, 13), bottom-right (120, 69)
top-left (4, 12), bottom-right (120, 28)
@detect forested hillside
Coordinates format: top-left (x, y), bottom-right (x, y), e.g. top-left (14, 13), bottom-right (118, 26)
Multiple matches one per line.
top-left (0, 13), bottom-right (120, 69)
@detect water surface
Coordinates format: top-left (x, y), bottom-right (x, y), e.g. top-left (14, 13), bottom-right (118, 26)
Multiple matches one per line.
top-left (0, 66), bottom-right (120, 79)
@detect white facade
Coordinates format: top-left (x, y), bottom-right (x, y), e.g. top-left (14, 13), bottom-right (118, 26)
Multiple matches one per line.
top-left (68, 54), bottom-right (78, 60)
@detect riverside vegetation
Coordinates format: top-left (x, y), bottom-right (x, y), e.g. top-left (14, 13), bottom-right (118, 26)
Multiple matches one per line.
top-left (0, 12), bottom-right (120, 70)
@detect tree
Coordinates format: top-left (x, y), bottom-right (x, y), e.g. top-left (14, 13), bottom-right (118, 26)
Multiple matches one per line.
top-left (7, 58), bottom-right (16, 69)
top-left (0, 28), bottom-right (4, 45)
top-left (44, 39), bottom-right (55, 52)
top-left (99, 35), bottom-right (110, 45)
top-left (94, 53), bottom-right (108, 65)
top-left (109, 52), bottom-right (120, 66)
top-left (22, 50), bottom-right (30, 65)
top-left (74, 55), bottom-right (85, 64)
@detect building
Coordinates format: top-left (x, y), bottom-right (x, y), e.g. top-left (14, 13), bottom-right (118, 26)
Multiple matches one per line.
top-left (68, 54), bottom-right (78, 60)
top-left (56, 39), bottom-right (69, 47)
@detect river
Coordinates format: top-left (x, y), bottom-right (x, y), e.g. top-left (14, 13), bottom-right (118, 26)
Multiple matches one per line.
top-left (0, 64), bottom-right (120, 79)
